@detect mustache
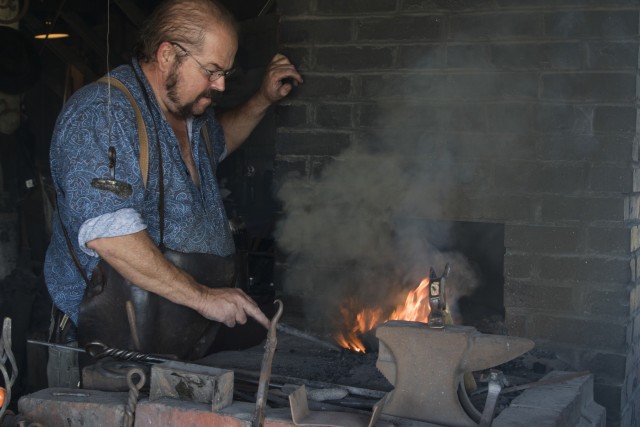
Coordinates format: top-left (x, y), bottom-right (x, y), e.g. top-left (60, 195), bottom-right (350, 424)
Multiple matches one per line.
top-left (198, 88), bottom-right (221, 100)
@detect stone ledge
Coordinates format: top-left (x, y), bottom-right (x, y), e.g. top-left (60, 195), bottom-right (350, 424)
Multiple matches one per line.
top-left (493, 371), bottom-right (606, 427)
top-left (17, 371), bottom-right (605, 427)
top-left (135, 398), bottom-right (291, 427)
top-left (134, 397), bottom-right (439, 427)
top-left (18, 387), bottom-right (129, 426)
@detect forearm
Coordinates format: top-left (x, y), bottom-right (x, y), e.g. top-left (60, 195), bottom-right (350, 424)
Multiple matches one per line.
top-left (86, 230), bottom-right (270, 328)
top-left (86, 230), bottom-right (206, 312)
top-left (217, 93), bottom-right (271, 154)
top-left (217, 53), bottom-right (303, 155)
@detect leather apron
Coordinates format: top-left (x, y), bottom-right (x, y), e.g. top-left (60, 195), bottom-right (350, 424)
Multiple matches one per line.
top-left (77, 250), bottom-right (235, 360)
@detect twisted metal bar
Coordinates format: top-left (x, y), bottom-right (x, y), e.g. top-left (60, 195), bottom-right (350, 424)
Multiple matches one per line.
top-left (85, 342), bottom-right (171, 364)
top-left (123, 368), bottom-right (146, 427)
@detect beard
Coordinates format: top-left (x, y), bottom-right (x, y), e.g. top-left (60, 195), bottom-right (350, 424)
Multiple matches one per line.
top-left (165, 63), bottom-right (221, 119)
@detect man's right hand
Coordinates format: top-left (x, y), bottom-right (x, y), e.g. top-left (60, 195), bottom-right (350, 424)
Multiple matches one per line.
top-left (195, 286), bottom-right (270, 329)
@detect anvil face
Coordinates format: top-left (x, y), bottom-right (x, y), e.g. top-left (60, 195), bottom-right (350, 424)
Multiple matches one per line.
top-left (376, 321), bottom-right (534, 427)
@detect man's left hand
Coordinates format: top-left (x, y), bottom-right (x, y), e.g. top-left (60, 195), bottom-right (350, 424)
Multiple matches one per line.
top-left (258, 53), bottom-right (303, 104)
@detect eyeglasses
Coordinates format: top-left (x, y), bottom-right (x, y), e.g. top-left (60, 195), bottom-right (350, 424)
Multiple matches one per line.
top-left (170, 41), bottom-right (235, 82)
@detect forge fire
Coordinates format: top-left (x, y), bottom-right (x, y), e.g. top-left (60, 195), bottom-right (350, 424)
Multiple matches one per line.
top-left (335, 275), bottom-right (444, 352)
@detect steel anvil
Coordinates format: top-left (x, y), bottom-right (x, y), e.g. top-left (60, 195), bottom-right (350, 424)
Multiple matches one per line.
top-left (376, 320), bottom-right (534, 427)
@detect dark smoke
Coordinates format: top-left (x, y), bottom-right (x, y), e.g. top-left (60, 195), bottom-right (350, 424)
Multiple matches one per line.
top-left (274, 143), bottom-right (481, 333)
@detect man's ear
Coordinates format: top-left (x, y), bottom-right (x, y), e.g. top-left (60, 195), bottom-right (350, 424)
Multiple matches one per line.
top-left (156, 42), bottom-right (173, 71)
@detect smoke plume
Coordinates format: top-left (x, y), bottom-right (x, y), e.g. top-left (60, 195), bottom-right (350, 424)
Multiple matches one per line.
top-left (274, 136), bottom-right (481, 333)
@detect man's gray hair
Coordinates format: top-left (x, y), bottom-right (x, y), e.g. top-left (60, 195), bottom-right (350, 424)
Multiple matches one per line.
top-left (134, 0), bottom-right (238, 63)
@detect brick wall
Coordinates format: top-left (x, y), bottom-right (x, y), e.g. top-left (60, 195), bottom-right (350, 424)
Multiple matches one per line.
top-left (272, 1), bottom-right (640, 426)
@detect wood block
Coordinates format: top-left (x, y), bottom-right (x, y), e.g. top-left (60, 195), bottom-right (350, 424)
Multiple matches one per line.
top-left (149, 361), bottom-right (234, 411)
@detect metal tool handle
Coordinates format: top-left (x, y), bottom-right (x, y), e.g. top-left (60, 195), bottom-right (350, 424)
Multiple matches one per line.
top-left (252, 299), bottom-right (284, 427)
top-left (478, 370), bottom-right (505, 427)
top-left (108, 146), bottom-right (116, 179)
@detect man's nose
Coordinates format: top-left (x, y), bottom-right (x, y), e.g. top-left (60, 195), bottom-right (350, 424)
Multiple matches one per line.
top-left (210, 77), bottom-right (225, 92)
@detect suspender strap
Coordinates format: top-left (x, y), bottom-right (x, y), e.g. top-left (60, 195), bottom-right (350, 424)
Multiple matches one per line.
top-left (96, 76), bottom-right (212, 188)
top-left (128, 70), bottom-right (166, 249)
top-left (97, 76), bottom-right (150, 189)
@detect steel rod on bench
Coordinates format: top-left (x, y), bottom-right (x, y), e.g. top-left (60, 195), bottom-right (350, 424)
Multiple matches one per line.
top-left (276, 323), bottom-right (342, 352)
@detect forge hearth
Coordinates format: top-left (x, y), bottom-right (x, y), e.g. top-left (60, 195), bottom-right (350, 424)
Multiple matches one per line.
top-left (15, 321), bottom-right (605, 426)
top-left (197, 323), bottom-right (605, 426)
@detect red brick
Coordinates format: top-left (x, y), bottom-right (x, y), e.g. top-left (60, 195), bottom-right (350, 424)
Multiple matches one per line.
top-left (134, 398), bottom-right (295, 427)
top-left (18, 387), bottom-right (128, 426)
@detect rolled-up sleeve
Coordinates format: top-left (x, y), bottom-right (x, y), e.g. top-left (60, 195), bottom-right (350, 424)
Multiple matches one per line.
top-left (78, 208), bottom-right (147, 256)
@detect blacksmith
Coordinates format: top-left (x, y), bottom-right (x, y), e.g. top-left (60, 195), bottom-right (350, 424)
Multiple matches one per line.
top-left (44, 0), bottom-right (302, 360)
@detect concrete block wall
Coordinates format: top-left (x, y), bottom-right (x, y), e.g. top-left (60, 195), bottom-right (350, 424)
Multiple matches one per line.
top-left (273, 1), bottom-right (640, 426)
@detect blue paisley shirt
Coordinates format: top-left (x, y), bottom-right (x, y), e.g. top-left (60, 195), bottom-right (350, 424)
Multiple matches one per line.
top-left (44, 60), bottom-right (235, 325)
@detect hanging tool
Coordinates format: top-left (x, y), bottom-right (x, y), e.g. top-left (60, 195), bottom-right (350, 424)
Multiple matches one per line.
top-left (251, 299), bottom-right (284, 427)
top-left (91, 146), bottom-right (133, 197)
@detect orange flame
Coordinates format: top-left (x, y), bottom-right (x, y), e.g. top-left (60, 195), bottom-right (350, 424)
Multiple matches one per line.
top-left (335, 277), bottom-right (432, 352)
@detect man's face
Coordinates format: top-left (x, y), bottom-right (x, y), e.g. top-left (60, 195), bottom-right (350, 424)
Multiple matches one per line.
top-left (164, 27), bottom-right (237, 119)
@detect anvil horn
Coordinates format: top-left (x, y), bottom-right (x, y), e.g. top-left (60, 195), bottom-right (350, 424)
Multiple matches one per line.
top-left (461, 332), bottom-right (534, 372)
